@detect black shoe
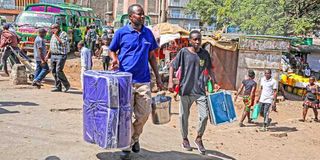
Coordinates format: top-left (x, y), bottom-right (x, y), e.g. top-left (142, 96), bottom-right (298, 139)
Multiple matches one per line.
top-left (31, 81), bottom-right (37, 86)
top-left (120, 151), bottom-right (131, 160)
top-left (51, 88), bottom-right (62, 92)
top-left (131, 141), bottom-right (140, 153)
top-left (64, 85), bottom-right (70, 93)
top-left (34, 81), bottom-right (42, 86)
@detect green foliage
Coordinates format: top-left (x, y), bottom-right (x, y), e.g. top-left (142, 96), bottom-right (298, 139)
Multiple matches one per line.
top-left (186, 0), bottom-right (320, 35)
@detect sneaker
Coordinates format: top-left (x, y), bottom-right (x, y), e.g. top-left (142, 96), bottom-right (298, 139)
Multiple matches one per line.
top-left (259, 127), bottom-right (268, 132)
top-left (34, 81), bottom-right (41, 86)
top-left (194, 139), bottom-right (206, 155)
top-left (181, 139), bottom-right (192, 151)
top-left (131, 141), bottom-right (140, 153)
top-left (64, 85), bottom-right (70, 93)
top-left (120, 151), bottom-right (131, 160)
top-left (31, 81), bottom-right (37, 86)
top-left (239, 123), bottom-right (245, 127)
top-left (247, 119), bottom-right (254, 124)
top-left (51, 88), bottom-right (62, 92)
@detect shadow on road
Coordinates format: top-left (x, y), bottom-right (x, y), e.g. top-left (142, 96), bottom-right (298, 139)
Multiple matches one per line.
top-left (268, 126), bottom-right (298, 133)
top-left (96, 148), bottom-right (236, 160)
top-left (67, 90), bottom-right (83, 95)
top-left (45, 156), bottom-right (61, 160)
top-left (244, 122), bottom-right (278, 128)
top-left (0, 108), bottom-right (19, 114)
top-left (0, 101), bottom-right (39, 107)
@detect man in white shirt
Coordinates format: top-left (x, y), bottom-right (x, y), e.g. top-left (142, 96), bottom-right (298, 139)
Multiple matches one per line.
top-left (77, 40), bottom-right (92, 89)
top-left (256, 69), bottom-right (278, 131)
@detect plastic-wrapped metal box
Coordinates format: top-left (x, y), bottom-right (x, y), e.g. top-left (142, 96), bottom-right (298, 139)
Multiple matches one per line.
top-left (83, 70), bottom-right (132, 149)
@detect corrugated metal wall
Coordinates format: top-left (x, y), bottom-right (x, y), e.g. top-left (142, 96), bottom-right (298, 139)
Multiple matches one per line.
top-left (205, 44), bottom-right (239, 90)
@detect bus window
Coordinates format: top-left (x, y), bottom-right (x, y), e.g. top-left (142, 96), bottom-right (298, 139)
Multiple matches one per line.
top-left (47, 6), bottom-right (63, 13)
top-left (81, 18), bottom-right (87, 26)
top-left (80, 11), bottom-right (86, 17)
top-left (27, 6), bottom-right (45, 12)
top-left (16, 12), bottom-right (54, 27)
top-left (68, 17), bottom-right (73, 26)
top-left (75, 11), bottom-right (81, 17)
top-left (66, 9), bottom-right (72, 16)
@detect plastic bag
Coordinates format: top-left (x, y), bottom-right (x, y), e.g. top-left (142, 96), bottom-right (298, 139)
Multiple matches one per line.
top-left (208, 80), bottom-right (213, 93)
top-left (251, 103), bottom-right (261, 120)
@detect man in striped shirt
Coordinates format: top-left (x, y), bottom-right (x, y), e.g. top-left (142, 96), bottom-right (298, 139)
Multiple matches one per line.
top-left (47, 23), bottom-right (70, 92)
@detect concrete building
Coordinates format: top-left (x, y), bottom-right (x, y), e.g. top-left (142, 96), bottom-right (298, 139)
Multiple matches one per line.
top-left (166, 0), bottom-right (200, 30)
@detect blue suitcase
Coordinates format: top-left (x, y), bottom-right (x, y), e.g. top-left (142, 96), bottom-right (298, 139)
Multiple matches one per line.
top-left (207, 91), bottom-right (237, 125)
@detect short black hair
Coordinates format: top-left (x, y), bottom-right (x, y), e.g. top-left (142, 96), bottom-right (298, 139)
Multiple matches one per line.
top-left (128, 4), bottom-right (143, 16)
top-left (248, 69), bottom-right (255, 78)
top-left (189, 30), bottom-right (201, 39)
top-left (3, 23), bottom-right (10, 30)
top-left (265, 69), bottom-right (272, 74)
top-left (51, 23), bottom-right (60, 29)
top-left (38, 28), bottom-right (47, 33)
top-left (310, 76), bottom-right (316, 80)
top-left (78, 40), bottom-right (85, 47)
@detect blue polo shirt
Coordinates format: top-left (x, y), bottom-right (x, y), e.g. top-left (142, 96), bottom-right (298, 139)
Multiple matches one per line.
top-left (109, 24), bottom-right (158, 83)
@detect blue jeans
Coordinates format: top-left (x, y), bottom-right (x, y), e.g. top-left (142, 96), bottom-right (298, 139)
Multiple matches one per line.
top-left (259, 103), bottom-right (271, 125)
top-left (51, 54), bottom-right (70, 89)
top-left (34, 61), bottom-right (49, 82)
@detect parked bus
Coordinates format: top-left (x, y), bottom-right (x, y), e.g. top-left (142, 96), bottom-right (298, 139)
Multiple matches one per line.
top-left (15, 3), bottom-right (101, 52)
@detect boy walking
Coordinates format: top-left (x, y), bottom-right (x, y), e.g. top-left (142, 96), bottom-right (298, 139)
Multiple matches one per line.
top-left (32, 28), bottom-right (49, 86)
top-left (168, 30), bottom-right (218, 155)
top-left (77, 40), bottom-right (92, 89)
top-left (256, 69), bottom-right (278, 131)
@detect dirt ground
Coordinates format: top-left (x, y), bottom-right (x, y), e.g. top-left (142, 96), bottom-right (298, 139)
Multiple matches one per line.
top-left (0, 56), bottom-right (319, 160)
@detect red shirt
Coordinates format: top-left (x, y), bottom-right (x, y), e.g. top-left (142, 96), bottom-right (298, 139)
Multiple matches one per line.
top-left (0, 30), bottom-right (18, 48)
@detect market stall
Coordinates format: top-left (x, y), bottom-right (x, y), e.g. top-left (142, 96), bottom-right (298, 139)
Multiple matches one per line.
top-left (280, 41), bottom-right (320, 96)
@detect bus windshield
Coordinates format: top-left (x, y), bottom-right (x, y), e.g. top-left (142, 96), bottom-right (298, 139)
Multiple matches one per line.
top-left (16, 12), bottom-right (54, 28)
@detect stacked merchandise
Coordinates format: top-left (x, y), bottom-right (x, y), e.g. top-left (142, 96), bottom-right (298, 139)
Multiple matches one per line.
top-left (207, 91), bottom-right (237, 125)
top-left (83, 70), bottom-right (132, 149)
top-left (280, 73), bottom-right (320, 96)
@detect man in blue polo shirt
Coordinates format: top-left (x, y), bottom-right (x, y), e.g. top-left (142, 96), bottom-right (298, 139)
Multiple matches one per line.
top-left (109, 4), bottom-right (163, 160)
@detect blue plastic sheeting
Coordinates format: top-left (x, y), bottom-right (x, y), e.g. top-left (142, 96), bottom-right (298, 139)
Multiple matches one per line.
top-left (83, 70), bottom-right (132, 149)
top-left (207, 91), bottom-right (237, 125)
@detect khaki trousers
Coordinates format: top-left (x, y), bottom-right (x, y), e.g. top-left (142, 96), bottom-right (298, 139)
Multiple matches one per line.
top-left (123, 83), bottom-right (151, 151)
